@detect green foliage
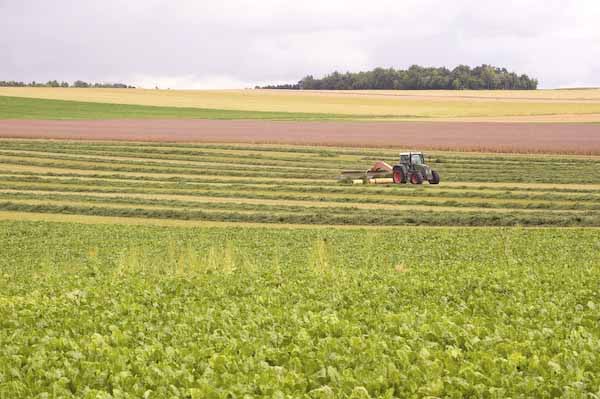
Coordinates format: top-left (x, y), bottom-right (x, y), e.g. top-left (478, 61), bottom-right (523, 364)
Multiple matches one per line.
top-left (1, 221), bottom-right (600, 397)
top-left (0, 140), bottom-right (598, 398)
top-left (0, 96), bottom-right (381, 121)
top-left (259, 64), bottom-right (538, 90)
top-left (0, 80), bottom-right (134, 88)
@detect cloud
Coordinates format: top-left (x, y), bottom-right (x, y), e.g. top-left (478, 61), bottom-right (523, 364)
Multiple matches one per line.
top-left (1, 0), bottom-right (599, 88)
top-left (130, 74), bottom-right (277, 90)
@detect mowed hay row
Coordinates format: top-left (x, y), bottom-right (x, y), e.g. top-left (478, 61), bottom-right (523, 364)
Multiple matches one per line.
top-left (8, 138), bottom-right (600, 162)
top-left (0, 155), bottom-right (600, 185)
top-left (2, 139), bottom-right (600, 226)
top-left (0, 149), bottom-right (341, 173)
top-left (0, 140), bottom-right (355, 160)
top-left (6, 173), bottom-right (600, 200)
top-left (3, 165), bottom-right (600, 200)
top-left (0, 151), bottom-right (341, 178)
top-left (1, 200), bottom-right (596, 227)
top-left (6, 192), bottom-right (586, 219)
top-left (4, 168), bottom-right (600, 195)
top-left (2, 139), bottom-right (600, 184)
top-left (18, 139), bottom-right (578, 162)
top-left (0, 164), bottom-right (332, 185)
top-left (5, 139), bottom-right (600, 171)
top-left (4, 174), bottom-right (600, 208)
top-left (2, 189), bottom-right (594, 217)
top-left (4, 147), bottom-right (599, 182)
top-left (3, 179), bottom-right (600, 211)
top-left (0, 155), bottom-right (336, 180)
top-left (0, 142), bottom-right (600, 189)
top-left (2, 143), bottom-right (600, 194)
top-left (0, 142), bottom-right (358, 166)
top-left (2, 201), bottom-right (599, 227)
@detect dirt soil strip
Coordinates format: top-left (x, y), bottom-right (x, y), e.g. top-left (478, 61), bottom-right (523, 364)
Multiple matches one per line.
top-left (1, 119), bottom-right (599, 154)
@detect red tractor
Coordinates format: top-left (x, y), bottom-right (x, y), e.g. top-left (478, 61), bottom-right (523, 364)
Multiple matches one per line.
top-left (339, 152), bottom-right (440, 185)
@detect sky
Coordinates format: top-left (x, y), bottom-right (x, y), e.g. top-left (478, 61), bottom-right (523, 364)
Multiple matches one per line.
top-left (2, 0), bottom-right (600, 89)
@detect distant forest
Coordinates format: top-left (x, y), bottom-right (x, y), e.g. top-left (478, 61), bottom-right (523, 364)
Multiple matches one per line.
top-left (258, 65), bottom-right (538, 90)
top-left (0, 80), bottom-right (135, 88)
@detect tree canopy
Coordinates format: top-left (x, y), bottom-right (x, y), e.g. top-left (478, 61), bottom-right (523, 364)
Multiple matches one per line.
top-left (0, 80), bottom-right (135, 88)
top-left (258, 65), bottom-right (538, 90)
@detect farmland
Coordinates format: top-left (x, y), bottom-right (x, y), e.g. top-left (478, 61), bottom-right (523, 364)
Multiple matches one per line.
top-left (2, 221), bottom-right (600, 398)
top-left (3, 118), bottom-right (600, 155)
top-left (2, 91), bottom-right (600, 155)
top-left (0, 96), bottom-right (360, 122)
top-left (2, 89), bottom-right (600, 397)
top-left (2, 87), bottom-right (600, 121)
top-left (1, 140), bottom-right (600, 227)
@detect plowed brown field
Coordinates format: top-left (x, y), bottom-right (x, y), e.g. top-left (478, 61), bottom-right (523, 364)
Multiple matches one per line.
top-left (0, 119), bottom-right (599, 154)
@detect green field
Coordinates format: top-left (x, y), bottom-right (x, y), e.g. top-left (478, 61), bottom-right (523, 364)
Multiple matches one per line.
top-left (2, 222), bottom-right (600, 398)
top-left (1, 140), bottom-right (600, 226)
top-left (2, 87), bottom-right (600, 121)
top-left (0, 96), bottom-right (363, 121)
top-left (2, 139), bottom-right (600, 397)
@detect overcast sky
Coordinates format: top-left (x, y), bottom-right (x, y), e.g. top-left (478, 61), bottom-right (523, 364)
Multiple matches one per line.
top-left (2, 0), bottom-right (599, 89)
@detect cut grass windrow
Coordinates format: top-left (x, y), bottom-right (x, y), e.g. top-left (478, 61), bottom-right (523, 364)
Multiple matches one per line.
top-left (1, 191), bottom-right (587, 215)
top-left (3, 169), bottom-right (600, 193)
top-left (1, 202), bottom-right (597, 226)
top-left (7, 139), bottom-right (600, 162)
top-left (5, 174), bottom-right (600, 202)
top-left (0, 155), bottom-right (598, 184)
top-left (2, 140), bottom-right (600, 184)
top-left (4, 148), bottom-right (599, 183)
top-left (1, 139), bottom-right (600, 226)
top-left (2, 182), bottom-right (599, 212)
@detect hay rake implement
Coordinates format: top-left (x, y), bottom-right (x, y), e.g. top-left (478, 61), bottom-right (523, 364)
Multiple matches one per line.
top-left (339, 152), bottom-right (440, 185)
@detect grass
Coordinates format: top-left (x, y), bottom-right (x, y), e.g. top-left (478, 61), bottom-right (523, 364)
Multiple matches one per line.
top-left (1, 221), bottom-right (600, 397)
top-left (2, 181), bottom-right (599, 212)
top-left (4, 185), bottom-right (598, 210)
top-left (1, 201), bottom-right (597, 226)
top-left (9, 197), bottom-right (574, 217)
top-left (0, 96), bottom-right (365, 121)
top-left (2, 138), bottom-right (600, 396)
top-left (1, 139), bottom-right (600, 226)
top-left (1, 140), bottom-right (599, 183)
top-left (2, 88), bottom-right (600, 120)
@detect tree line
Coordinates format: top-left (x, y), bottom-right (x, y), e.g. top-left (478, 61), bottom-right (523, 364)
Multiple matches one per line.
top-left (258, 65), bottom-right (538, 90)
top-left (0, 80), bottom-right (135, 88)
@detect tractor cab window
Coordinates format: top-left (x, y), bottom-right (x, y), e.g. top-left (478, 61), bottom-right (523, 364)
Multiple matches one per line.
top-left (411, 154), bottom-right (423, 165)
top-left (400, 155), bottom-right (410, 164)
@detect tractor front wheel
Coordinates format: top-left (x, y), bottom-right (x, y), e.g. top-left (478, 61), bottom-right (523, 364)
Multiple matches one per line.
top-left (393, 168), bottom-right (406, 184)
top-left (429, 170), bottom-right (440, 184)
top-left (410, 172), bottom-right (423, 184)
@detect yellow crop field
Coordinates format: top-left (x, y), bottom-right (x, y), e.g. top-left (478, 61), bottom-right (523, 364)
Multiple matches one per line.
top-left (2, 87), bottom-right (600, 120)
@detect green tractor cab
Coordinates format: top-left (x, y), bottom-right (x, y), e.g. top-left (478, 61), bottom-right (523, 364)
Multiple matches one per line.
top-left (338, 151), bottom-right (440, 185)
top-left (392, 152), bottom-right (440, 184)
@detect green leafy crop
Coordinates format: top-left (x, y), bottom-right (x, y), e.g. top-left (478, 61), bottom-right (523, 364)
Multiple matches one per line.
top-left (1, 221), bottom-right (600, 397)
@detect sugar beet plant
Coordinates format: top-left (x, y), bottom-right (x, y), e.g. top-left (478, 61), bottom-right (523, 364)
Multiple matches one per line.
top-left (1, 221), bottom-right (600, 398)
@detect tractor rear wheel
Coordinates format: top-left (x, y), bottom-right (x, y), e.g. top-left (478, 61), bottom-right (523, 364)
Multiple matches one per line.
top-left (429, 170), bottom-right (440, 184)
top-left (393, 168), bottom-right (406, 184)
top-left (410, 172), bottom-right (423, 184)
